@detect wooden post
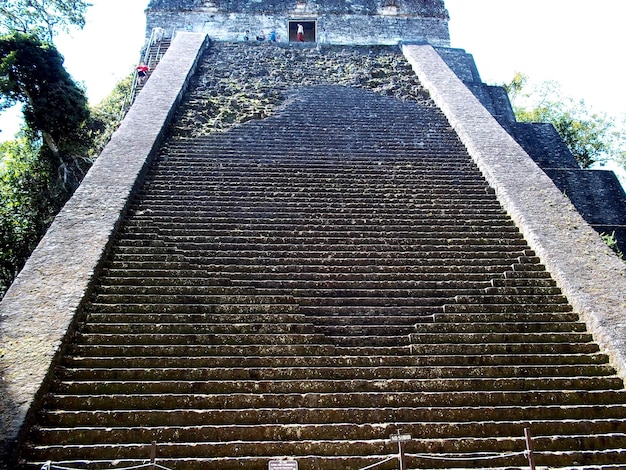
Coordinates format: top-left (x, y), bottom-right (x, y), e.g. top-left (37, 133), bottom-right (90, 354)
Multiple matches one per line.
top-left (150, 441), bottom-right (157, 470)
top-left (397, 439), bottom-right (406, 470)
top-left (524, 428), bottom-right (536, 470)
top-left (390, 432), bottom-right (411, 470)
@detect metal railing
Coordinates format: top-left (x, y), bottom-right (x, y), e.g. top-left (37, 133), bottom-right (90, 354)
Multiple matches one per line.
top-left (121, 28), bottom-right (175, 115)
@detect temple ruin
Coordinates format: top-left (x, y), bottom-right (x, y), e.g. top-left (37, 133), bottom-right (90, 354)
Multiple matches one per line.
top-left (1, 1), bottom-right (626, 469)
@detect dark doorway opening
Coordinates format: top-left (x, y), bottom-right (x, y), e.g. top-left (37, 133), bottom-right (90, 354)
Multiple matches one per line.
top-left (289, 21), bottom-right (316, 42)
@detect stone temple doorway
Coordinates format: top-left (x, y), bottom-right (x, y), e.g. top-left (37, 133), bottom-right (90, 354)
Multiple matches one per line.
top-left (289, 20), bottom-right (316, 42)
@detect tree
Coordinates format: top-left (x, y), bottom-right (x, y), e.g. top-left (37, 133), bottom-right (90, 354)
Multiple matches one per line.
top-left (0, 0), bottom-right (89, 43)
top-left (503, 72), bottom-right (625, 169)
top-left (0, 32), bottom-right (90, 187)
top-left (88, 73), bottom-right (133, 156)
top-left (0, 70), bottom-right (131, 299)
top-left (0, 136), bottom-right (53, 294)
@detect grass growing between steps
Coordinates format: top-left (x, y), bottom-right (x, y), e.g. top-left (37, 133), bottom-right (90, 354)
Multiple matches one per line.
top-left (172, 43), bottom-right (431, 137)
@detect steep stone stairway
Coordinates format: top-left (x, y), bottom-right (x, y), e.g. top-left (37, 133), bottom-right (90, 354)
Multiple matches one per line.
top-left (18, 47), bottom-right (626, 469)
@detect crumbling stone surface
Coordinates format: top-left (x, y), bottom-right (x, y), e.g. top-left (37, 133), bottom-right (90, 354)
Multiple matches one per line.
top-left (147, 0), bottom-right (449, 17)
top-left (172, 42), bottom-right (432, 137)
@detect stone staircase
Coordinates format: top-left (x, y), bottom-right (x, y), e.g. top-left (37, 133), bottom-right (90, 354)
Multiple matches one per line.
top-left (17, 51), bottom-right (626, 469)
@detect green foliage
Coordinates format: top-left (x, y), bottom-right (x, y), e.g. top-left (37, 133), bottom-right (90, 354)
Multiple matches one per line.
top-left (0, 136), bottom-right (56, 294)
top-left (503, 72), bottom-right (624, 169)
top-left (0, 71), bottom-right (130, 299)
top-left (88, 73), bottom-right (133, 156)
top-left (0, 31), bottom-right (134, 299)
top-left (600, 231), bottom-right (624, 260)
top-left (0, 0), bottom-right (89, 43)
top-left (0, 32), bottom-right (90, 157)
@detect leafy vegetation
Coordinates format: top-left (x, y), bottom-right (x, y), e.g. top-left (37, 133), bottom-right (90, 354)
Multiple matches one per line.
top-left (0, 0), bottom-right (89, 42)
top-left (503, 72), bottom-right (626, 169)
top-left (600, 231), bottom-right (624, 261)
top-left (0, 32), bottom-right (131, 298)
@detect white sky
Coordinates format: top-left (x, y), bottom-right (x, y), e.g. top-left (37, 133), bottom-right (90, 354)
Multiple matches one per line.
top-left (446, 0), bottom-right (626, 118)
top-left (1, 1), bottom-right (625, 139)
top-left (55, 0), bottom-right (150, 104)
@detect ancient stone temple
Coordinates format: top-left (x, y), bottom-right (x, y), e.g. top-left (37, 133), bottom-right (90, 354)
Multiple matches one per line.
top-left (2, 1), bottom-right (626, 469)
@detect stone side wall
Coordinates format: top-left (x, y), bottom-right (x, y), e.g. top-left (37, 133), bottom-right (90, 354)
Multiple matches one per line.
top-left (403, 43), bottom-right (626, 380)
top-left (0, 33), bottom-right (210, 469)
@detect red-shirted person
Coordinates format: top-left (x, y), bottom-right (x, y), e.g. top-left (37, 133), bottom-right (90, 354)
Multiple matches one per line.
top-left (136, 63), bottom-right (149, 83)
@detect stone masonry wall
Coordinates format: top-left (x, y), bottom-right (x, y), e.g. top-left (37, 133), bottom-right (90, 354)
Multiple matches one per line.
top-left (146, 11), bottom-right (450, 45)
top-left (146, 0), bottom-right (450, 17)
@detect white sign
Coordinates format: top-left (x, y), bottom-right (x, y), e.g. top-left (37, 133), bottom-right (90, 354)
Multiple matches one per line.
top-left (390, 433), bottom-right (412, 442)
top-left (269, 460), bottom-right (298, 470)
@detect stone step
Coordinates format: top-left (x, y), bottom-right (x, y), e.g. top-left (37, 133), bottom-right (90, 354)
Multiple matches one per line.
top-left (454, 294), bottom-right (569, 305)
top-left (114, 243), bottom-right (526, 256)
top-left (62, 352), bottom-right (610, 369)
top-left (82, 313), bottom-right (309, 324)
top-left (73, 332), bottom-right (327, 346)
top-left (441, 303), bottom-right (574, 314)
top-left (85, 302), bottom-right (300, 314)
top-left (80, 322), bottom-right (317, 335)
top-left (432, 311), bottom-right (579, 323)
top-left (44, 390), bottom-right (626, 411)
top-left (97, 277), bottom-right (496, 291)
top-left (110, 243), bottom-right (527, 255)
top-left (296, 296), bottom-right (449, 307)
top-left (412, 321), bottom-right (587, 334)
top-left (29, 419), bottom-right (626, 446)
top-left (306, 311), bottom-right (579, 324)
top-left (89, 293), bottom-right (297, 305)
top-left (151, 155), bottom-right (476, 166)
top-left (119, 224), bottom-right (521, 238)
top-left (299, 306), bottom-right (443, 316)
top-left (53, 376), bottom-right (624, 395)
top-left (102, 262), bottom-right (522, 277)
top-left (38, 405), bottom-right (626, 427)
top-left (410, 331), bottom-right (592, 344)
top-left (129, 200), bottom-right (506, 212)
top-left (67, 339), bottom-right (600, 359)
top-left (96, 270), bottom-right (515, 284)
top-left (119, 224), bottom-right (522, 238)
top-left (94, 285), bottom-right (287, 296)
top-left (106, 252), bottom-right (524, 266)
top-left (56, 364), bottom-right (615, 382)
top-left (91, 286), bottom-right (476, 301)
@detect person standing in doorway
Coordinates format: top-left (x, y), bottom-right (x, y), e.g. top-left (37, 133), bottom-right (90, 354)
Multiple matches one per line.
top-left (297, 23), bottom-right (305, 42)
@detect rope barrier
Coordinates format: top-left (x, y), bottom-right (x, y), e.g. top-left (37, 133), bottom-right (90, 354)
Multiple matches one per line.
top-left (40, 428), bottom-right (536, 469)
top-left (357, 455), bottom-right (396, 470)
top-left (42, 461), bottom-right (173, 470)
top-left (41, 449), bottom-right (527, 470)
top-left (406, 450), bottom-right (528, 462)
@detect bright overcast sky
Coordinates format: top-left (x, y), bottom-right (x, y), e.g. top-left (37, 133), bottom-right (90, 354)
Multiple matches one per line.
top-left (1, 0), bottom-right (625, 137)
top-left (446, 0), bottom-right (626, 118)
